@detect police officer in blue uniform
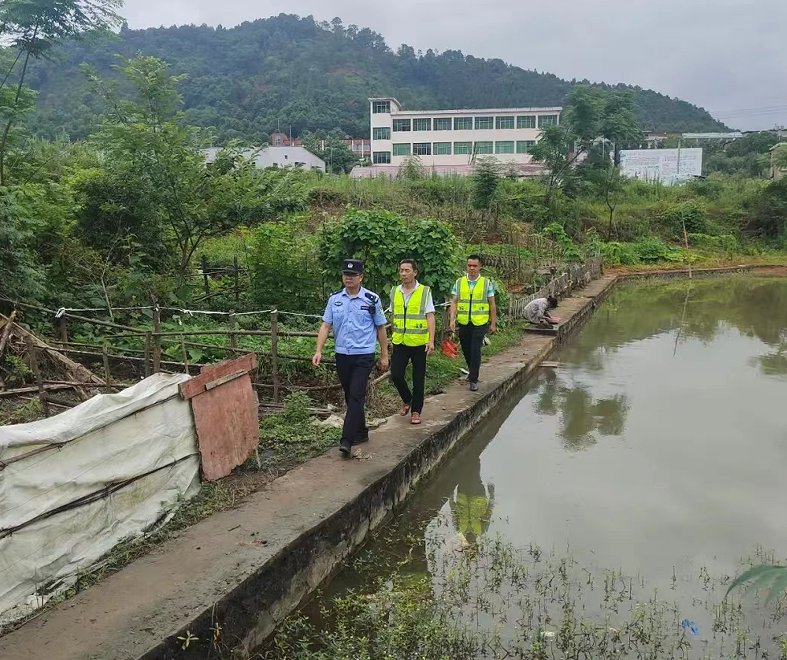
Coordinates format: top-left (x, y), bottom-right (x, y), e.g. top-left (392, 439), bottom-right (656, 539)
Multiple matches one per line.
top-left (313, 259), bottom-right (389, 456)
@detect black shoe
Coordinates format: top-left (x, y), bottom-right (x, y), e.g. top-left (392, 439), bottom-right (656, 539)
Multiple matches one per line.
top-left (339, 439), bottom-right (352, 457)
top-left (469, 382), bottom-right (479, 392)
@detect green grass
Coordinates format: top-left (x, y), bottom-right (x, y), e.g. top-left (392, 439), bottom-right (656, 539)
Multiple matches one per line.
top-left (258, 392), bottom-right (342, 466)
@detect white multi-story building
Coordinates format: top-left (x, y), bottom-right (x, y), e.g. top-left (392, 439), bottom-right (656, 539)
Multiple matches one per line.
top-left (360, 97), bottom-right (562, 177)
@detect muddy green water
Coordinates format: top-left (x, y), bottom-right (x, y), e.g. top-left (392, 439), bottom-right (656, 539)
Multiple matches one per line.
top-left (291, 276), bottom-right (787, 655)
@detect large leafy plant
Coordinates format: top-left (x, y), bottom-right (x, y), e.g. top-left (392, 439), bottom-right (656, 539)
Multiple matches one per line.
top-left (319, 209), bottom-right (461, 304)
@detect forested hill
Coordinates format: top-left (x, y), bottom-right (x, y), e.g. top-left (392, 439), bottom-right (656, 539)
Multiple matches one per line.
top-left (25, 14), bottom-right (728, 143)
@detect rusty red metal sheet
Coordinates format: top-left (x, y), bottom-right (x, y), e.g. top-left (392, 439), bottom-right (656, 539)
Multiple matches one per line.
top-left (179, 353), bottom-right (257, 400)
top-left (179, 354), bottom-right (259, 482)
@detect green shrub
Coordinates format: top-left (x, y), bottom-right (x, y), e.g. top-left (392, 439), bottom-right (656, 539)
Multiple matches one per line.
top-left (601, 241), bottom-right (638, 266)
top-left (657, 200), bottom-right (708, 236)
top-left (748, 179), bottom-right (787, 240)
top-left (686, 177), bottom-right (724, 200)
top-left (687, 233), bottom-right (738, 252)
top-left (541, 222), bottom-right (583, 262)
top-left (250, 216), bottom-right (324, 313)
top-left (319, 209), bottom-right (462, 304)
top-left (634, 236), bottom-right (682, 262)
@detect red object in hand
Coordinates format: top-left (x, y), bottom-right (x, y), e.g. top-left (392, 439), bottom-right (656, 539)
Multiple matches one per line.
top-left (547, 317), bottom-right (561, 325)
top-left (441, 336), bottom-right (459, 358)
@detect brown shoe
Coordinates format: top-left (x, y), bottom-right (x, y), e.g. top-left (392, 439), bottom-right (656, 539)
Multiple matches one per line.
top-left (400, 403), bottom-right (411, 416)
top-left (411, 413), bottom-right (421, 425)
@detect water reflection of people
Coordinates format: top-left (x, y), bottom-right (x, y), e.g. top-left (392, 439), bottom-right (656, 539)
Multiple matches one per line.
top-left (448, 452), bottom-right (495, 545)
top-left (534, 371), bottom-right (630, 450)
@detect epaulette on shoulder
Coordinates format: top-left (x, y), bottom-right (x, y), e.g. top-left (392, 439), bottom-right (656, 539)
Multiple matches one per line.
top-left (330, 289), bottom-right (343, 297)
top-left (364, 291), bottom-right (379, 302)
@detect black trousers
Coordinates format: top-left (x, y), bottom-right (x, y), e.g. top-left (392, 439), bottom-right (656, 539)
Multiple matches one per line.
top-left (456, 323), bottom-right (488, 383)
top-left (335, 353), bottom-right (375, 445)
top-left (390, 343), bottom-right (427, 414)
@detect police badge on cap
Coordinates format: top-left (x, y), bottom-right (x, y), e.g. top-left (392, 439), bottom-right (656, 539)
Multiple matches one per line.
top-left (342, 259), bottom-right (364, 275)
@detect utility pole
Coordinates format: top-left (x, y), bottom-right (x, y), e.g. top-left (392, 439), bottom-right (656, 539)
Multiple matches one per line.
top-left (677, 138), bottom-right (682, 176)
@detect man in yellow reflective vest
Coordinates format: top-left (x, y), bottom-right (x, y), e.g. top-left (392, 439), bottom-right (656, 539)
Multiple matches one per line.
top-left (449, 254), bottom-right (497, 392)
top-left (389, 259), bottom-right (435, 425)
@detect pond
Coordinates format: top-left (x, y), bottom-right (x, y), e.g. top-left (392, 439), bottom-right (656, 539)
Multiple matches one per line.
top-left (264, 276), bottom-right (787, 660)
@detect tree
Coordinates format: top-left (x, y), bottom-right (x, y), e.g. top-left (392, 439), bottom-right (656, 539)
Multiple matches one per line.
top-left (578, 143), bottom-right (624, 239)
top-left (397, 155), bottom-right (426, 180)
top-left (531, 87), bottom-right (640, 221)
top-left (471, 157), bottom-right (501, 211)
top-left (21, 15), bottom-right (728, 143)
top-left (86, 56), bottom-right (251, 284)
top-left (0, 0), bottom-right (123, 184)
top-left (301, 129), bottom-right (357, 174)
top-left (773, 144), bottom-right (787, 171)
top-left (0, 190), bottom-right (46, 300)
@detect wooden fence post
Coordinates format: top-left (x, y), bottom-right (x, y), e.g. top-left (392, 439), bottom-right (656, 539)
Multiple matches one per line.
top-left (59, 316), bottom-right (68, 344)
top-left (102, 345), bottom-right (112, 393)
top-left (153, 307), bottom-right (162, 373)
top-left (270, 309), bottom-right (280, 403)
top-left (0, 310), bottom-right (17, 362)
top-left (25, 336), bottom-right (50, 417)
top-left (202, 255), bottom-right (210, 297)
top-left (144, 332), bottom-right (152, 378)
top-left (181, 336), bottom-right (189, 374)
top-left (228, 311), bottom-right (237, 351)
top-left (233, 256), bottom-right (240, 305)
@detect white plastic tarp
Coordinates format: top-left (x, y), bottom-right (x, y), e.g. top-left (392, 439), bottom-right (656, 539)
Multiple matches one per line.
top-left (0, 373), bottom-right (200, 625)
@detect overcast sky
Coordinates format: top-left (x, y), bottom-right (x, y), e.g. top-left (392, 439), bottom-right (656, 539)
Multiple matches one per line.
top-left (122, 0), bottom-right (787, 131)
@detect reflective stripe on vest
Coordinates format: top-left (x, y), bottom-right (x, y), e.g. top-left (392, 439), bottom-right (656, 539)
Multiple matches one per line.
top-left (456, 277), bottom-right (490, 326)
top-left (391, 284), bottom-right (430, 346)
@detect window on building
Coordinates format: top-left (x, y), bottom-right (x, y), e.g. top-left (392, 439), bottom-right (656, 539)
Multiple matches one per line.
top-left (392, 143), bottom-right (411, 156)
top-left (516, 140), bottom-right (536, 154)
top-left (372, 127), bottom-right (391, 140)
top-left (434, 118), bottom-right (452, 131)
top-left (372, 100), bottom-right (391, 114)
top-left (413, 142), bottom-right (432, 156)
top-left (392, 119), bottom-right (411, 132)
top-left (454, 141), bottom-right (472, 154)
top-left (413, 118), bottom-right (431, 131)
top-left (454, 117), bottom-right (473, 131)
top-left (433, 142), bottom-right (452, 155)
top-left (495, 141), bottom-right (515, 154)
top-left (496, 116), bottom-right (515, 130)
top-left (475, 117), bottom-right (494, 130)
top-left (517, 115), bottom-right (536, 129)
top-left (538, 114), bottom-right (559, 127)
top-left (373, 151), bottom-right (391, 164)
top-left (473, 141), bottom-right (493, 154)
top-left (275, 136), bottom-right (282, 146)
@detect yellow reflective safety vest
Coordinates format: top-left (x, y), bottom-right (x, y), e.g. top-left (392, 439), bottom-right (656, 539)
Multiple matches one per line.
top-left (455, 276), bottom-right (490, 326)
top-left (390, 284), bottom-right (431, 346)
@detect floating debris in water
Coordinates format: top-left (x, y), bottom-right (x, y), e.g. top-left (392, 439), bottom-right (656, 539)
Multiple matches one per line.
top-left (681, 619), bottom-right (699, 636)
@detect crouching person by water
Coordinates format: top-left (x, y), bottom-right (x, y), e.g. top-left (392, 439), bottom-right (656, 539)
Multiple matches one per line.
top-left (313, 259), bottom-right (389, 457)
top-left (524, 295), bottom-right (558, 326)
top-left (389, 259), bottom-right (436, 425)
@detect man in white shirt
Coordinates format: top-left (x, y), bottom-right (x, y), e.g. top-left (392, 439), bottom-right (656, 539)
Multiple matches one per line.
top-left (388, 259), bottom-right (435, 425)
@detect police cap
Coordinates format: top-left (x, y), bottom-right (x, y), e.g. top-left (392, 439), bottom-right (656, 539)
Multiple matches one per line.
top-left (342, 259), bottom-right (364, 275)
